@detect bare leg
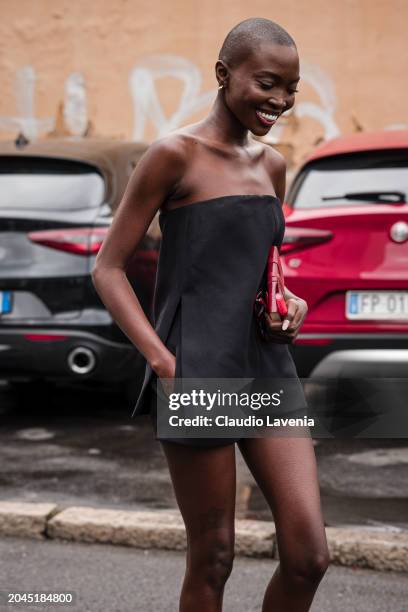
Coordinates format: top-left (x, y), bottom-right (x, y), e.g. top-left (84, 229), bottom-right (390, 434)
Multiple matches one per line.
top-left (160, 441), bottom-right (237, 612)
top-left (238, 435), bottom-right (329, 612)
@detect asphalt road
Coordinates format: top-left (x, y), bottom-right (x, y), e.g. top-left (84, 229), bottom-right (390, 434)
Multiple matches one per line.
top-left (1, 536), bottom-right (407, 612)
top-left (1, 380), bottom-right (408, 528)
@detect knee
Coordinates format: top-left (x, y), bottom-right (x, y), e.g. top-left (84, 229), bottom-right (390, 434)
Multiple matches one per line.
top-left (282, 547), bottom-right (330, 587)
top-left (206, 544), bottom-right (235, 590)
top-left (192, 538), bottom-right (235, 590)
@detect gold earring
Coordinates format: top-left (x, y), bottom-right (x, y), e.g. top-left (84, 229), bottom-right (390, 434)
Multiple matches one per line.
top-left (218, 84), bottom-right (224, 90)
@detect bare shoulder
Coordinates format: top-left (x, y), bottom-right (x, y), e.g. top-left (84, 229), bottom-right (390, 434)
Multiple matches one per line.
top-left (261, 142), bottom-right (287, 173)
top-left (127, 132), bottom-right (197, 201)
top-left (141, 132), bottom-right (192, 169)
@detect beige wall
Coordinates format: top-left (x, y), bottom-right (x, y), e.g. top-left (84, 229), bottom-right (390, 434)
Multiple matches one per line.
top-left (1, 0), bottom-right (407, 171)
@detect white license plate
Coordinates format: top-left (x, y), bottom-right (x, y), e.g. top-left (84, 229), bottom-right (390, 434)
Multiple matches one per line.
top-left (0, 291), bottom-right (12, 315)
top-left (346, 291), bottom-right (408, 320)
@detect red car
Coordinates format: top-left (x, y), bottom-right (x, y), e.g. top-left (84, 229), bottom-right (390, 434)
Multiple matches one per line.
top-left (283, 130), bottom-right (408, 379)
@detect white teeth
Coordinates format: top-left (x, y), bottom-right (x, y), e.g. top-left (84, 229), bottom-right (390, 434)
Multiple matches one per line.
top-left (257, 110), bottom-right (278, 121)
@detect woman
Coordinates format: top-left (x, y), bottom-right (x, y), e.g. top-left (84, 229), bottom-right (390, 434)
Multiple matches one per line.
top-left (92, 17), bottom-right (329, 612)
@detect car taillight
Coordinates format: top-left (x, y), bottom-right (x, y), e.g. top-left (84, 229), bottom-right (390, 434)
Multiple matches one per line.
top-left (293, 337), bottom-right (333, 345)
top-left (23, 333), bottom-right (68, 341)
top-left (280, 227), bottom-right (333, 255)
top-left (27, 227), bottom-right (109, 255)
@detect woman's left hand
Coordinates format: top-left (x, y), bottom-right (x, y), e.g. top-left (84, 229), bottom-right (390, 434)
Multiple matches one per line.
top-left (264, 297), bottom-right (308, 344)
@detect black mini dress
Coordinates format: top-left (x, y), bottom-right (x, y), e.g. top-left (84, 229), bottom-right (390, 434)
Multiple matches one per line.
top-left (131, 194), bottom-right (308, 446)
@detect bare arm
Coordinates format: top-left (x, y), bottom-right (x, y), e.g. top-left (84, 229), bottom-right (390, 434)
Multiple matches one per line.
top-left (264, 146), bottom-right (308, 340)
top-left (91, 136), bottom-right (187, 376)
top-left (265, 145), bottom-right (305, 305)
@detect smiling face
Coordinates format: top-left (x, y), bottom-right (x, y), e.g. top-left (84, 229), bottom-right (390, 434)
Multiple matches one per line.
top-left (216, 42), bottom-right (300, 136)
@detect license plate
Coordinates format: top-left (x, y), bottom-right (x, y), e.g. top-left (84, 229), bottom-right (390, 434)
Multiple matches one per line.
top-left (0, 291), bottom-right (12, 315)
top-left (346, 291), bottom-right (408, 320)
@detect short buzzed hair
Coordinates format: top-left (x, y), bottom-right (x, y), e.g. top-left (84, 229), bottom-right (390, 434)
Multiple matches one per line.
top-left (219, 18), bottom-right (296, 69)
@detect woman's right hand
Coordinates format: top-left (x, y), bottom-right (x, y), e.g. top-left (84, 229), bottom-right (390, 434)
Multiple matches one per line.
top-left (152, 350), bottom-right (177, 397)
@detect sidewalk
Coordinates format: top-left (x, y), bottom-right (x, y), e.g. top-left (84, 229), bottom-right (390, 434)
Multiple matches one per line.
top-left (0, 501), bottom-right (407, 573)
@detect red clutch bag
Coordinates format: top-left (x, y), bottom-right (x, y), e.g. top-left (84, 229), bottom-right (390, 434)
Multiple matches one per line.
top-left (254, 245), bottom-right (288, 340)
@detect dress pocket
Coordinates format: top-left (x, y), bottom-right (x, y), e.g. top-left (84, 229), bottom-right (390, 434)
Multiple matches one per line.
top-left (166, 299), bottom-right (182, 380)
top-left (175, 344), bottom-right (181, 379)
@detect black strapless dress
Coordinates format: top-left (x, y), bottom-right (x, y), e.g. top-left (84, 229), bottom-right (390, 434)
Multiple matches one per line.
top-left (131, 194), bottom-right (308, 446)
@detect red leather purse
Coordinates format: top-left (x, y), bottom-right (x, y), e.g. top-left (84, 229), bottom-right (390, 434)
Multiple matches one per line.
top-left (254, 245), bottom-right (288, 340)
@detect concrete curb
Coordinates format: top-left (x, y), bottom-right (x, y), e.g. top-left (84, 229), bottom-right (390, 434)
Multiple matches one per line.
top-left (0, 501), bottom-right (407, 572)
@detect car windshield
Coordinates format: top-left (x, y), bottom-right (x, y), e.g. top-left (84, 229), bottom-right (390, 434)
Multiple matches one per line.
top-left (290, 150), bottom-right (408, 209)
top-left (0, 156), bottom-right (105, 210)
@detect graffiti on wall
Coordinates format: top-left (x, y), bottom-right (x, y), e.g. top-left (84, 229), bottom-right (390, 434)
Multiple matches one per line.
top-left (0, 67), bottom-right (88, 140)
top-left (129, 55), bottom-right (217, 140)
top-left (63, 73), bottom-right (88, 136)
top-left (2, 54), bottom-right (403, 143)
top-left (0, 67), bottom-right (54, 140)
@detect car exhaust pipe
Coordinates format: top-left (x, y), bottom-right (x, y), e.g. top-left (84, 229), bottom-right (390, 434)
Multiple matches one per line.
top-left (67, 346), bottom-right (96, 375)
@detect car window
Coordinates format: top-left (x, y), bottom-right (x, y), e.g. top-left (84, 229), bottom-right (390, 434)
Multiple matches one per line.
top-left (0, 156), bottom-right (105, 210)
top-left (289, 150), bottom-right (408, 209)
